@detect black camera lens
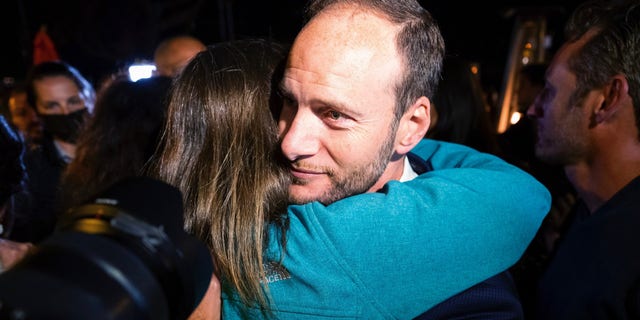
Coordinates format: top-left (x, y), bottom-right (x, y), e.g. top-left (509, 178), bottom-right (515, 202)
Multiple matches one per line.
top-left (0, 177), bottom-right (213, 320)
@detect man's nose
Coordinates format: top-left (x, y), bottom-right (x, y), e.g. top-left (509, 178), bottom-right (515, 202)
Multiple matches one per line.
top-left (279, 110), bottom-right (321, 161)
top-left (527, 96), bottom-right (543, 118)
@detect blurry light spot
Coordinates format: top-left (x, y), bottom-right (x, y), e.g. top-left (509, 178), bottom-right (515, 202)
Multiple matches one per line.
top-left (544, 35), bottom-right (553, 49)
top-left (128, 64), bottom-right (156, 82)
top-left (510, 111), bottom-right (523, 125)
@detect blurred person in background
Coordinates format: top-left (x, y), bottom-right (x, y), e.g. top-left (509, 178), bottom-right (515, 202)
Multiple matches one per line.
top-left (426, 55), bottom-right (502, 155)
top-left (499, 62), bottom-right (577, 319)
top-left (7, 84), bottom-right (43, 149)
top-left (59, 75), bottom-right (172, 210)
top-left (10, 61), bottom-right (95, 244)
top-left (0, 116), bottom-right (33, 273)
top-left (153, 35), bottom-right (206, 78)
top-left (526, 0), bottom-right (640, 318)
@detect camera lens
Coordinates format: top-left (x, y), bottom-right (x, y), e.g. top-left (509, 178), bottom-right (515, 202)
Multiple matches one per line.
top-left (0, 177), bottom-right (213, 320)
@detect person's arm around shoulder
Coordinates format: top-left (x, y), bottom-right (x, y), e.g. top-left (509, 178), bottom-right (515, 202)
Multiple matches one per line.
top-left (286, 138), bottom-right (550, 318)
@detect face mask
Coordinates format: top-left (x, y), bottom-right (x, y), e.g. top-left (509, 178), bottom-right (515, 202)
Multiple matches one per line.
top-left (40, 108), bottom-right (88, 144)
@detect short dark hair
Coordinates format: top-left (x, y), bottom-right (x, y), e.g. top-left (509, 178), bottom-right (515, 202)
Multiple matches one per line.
top-left (563, 0), bottom-right (640, 136)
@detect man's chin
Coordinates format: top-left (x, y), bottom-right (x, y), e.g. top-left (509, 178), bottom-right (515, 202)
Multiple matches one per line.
top-left (288, 182), bottom-right (330, 205)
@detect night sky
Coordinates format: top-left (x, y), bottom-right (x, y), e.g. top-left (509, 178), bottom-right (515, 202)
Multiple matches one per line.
top-left (1, 0), bottom-right (584, 91)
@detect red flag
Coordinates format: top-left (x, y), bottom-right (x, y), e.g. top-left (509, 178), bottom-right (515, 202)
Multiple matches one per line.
top-left (33, 25), bottom-right (60, 65)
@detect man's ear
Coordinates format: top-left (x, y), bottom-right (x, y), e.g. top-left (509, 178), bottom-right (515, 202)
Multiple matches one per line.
top-left (595, 75), bottom-right (629, 123)
top-left (396, 96), bottom-right (430, 155)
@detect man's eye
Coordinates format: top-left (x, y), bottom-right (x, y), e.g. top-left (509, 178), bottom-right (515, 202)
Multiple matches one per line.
top-left (328, 110), bottom-right (342, 120)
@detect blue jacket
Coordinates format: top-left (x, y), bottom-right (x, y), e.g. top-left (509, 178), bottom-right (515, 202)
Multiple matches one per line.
top-left (223, 139), bottom-right (551, 319)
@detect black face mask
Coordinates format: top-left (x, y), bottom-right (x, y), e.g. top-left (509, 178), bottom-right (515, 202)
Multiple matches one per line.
top-left (40, 108), bottom-right (88, 144)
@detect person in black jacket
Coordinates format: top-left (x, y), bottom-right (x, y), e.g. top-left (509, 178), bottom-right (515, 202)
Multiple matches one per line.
top-left (528, 1), bottom-right (640, 318)
top-left (10, 61), bottom-right (95, 243)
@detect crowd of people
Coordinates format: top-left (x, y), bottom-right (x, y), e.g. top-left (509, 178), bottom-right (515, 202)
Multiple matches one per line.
top-left (0, 0), bottom-right (638, 319)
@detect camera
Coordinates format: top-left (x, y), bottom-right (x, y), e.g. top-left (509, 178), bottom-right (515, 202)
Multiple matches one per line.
top-left (0, 177), bottom-right (213, 320)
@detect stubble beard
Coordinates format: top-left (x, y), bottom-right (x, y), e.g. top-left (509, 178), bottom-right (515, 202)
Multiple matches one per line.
top-left (534, 113), bottom-right (587, 166)
top-left (288, 124), bottom-right (397, 206)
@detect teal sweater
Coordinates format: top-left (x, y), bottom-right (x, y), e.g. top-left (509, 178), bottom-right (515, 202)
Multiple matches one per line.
top-left (223, 139), bottom-right (551, 319)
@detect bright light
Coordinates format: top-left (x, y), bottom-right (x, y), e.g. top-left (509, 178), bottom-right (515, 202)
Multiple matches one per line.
top-left (510, 111), bottom-right (523, 125)
top-left (470, 64), bottom-right (479, 75)
top-left (128, 64), bottom-right (156, 82)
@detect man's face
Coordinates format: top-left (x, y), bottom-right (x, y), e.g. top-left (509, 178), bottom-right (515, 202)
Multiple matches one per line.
top-left (278, 6), bottom-right (404, 205)
top-left (33, 75), bottom-right (87, 115)
top-left (8, 91), bottom-right (43, 141)
top-left (527, 35), bottom-right (594, 166)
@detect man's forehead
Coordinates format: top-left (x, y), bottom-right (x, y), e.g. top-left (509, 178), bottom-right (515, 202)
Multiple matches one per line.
top-left (300, 4), bottom-right (400, 50)
top-left (285, 45), bottom-right (376, 85)
top-left (548, 29), bottom-right (597, 86)
top-left (287, 8), bottom-right (402, 87)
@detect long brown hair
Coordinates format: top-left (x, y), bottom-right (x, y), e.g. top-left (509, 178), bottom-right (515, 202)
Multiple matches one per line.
top-left (60, 76), bottom-right (172, 209)
top-left (150, 39), bottom-right (290, 312)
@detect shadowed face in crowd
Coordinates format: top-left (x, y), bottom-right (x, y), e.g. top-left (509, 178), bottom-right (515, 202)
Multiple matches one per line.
top-left (8, 91), bottom-right (43, 142)
top-left (33, 76), bottom-right (87, 116)
top-left (527, 30), bottom-right (596, 166)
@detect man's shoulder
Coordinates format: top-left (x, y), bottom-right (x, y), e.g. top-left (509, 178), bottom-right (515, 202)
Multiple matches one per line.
top-left (412, 139), bottom-right (477, 156)
top-left (410, 139), bottom-right (501, 172)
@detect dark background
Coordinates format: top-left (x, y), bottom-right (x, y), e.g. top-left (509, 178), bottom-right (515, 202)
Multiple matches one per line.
top-left (0, 0), bottom-right (585, 91)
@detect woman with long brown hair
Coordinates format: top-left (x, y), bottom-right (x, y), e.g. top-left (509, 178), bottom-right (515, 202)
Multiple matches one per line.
top-left (151, 39), bottom-right (290, 318)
